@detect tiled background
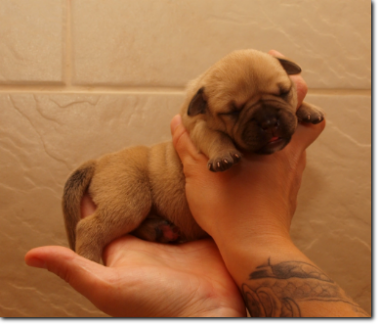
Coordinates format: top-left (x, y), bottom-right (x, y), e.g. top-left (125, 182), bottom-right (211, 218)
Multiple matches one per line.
top-left (0, 0), bottom-right (371, 317)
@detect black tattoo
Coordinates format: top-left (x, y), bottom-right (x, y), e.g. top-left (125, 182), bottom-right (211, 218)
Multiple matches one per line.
top-left (242, 259), bottom-right (368, 317)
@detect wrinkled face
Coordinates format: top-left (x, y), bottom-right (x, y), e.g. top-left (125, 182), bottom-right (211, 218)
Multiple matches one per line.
top-left (187, 50), bottom-right (300, 154)
top-left (216, 79), bottom-right (298, 154)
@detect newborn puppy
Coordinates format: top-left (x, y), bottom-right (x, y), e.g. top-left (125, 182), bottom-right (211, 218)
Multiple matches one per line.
top-left (62, 49), bottom-right (324, 263)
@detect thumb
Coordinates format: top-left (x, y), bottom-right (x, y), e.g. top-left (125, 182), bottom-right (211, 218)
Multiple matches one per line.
top-left (25, 246), bottom-right (107, 302)
top-left (170, 114), bottom-right (204, 165)
top-left (292, 119), bottom-right (326, 151)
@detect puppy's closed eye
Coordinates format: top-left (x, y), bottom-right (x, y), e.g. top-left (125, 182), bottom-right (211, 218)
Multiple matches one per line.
top-left (226, 109), bottom-right (241, 117)
top-left (279, 88), bottom-right (291, 99)
top-left (221, 103), bottom-right (243, 118)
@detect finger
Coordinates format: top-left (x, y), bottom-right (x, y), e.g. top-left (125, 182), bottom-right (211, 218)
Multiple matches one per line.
top-left (25, 246), bottom-right (108, 302)
top-left (170, 114), bottom-right (204, 164)
top-left (292, 118), bottom-right (326, 151)
top-left (268, 49), bottom-right (308, 108)
top-left (268, 49), bottom-right (285, 57)
top-left (292, 77), bottom-right (308, 109)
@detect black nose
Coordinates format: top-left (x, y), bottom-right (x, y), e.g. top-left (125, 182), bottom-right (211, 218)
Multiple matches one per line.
top-left (259, 117), bottom-right (279, 131)
top-left (253, 106), bottom-right (282, 133)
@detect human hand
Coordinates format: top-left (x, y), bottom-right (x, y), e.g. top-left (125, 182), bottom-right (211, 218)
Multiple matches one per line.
top-left (25, 194), bottom-right (246, 317)
top-left (167, 50), bottom-right (369, 319)
top-left (171, 50), bottom-right (325, 249)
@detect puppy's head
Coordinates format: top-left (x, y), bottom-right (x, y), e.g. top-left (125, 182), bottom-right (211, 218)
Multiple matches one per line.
top-left (183, 50), bottom-right (301, 154)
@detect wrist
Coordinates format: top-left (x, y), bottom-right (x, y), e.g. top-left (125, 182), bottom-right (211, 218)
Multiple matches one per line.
top-left (213, 230), bottom-right (304, 283)
top-left (217, 231), bottom-right (298, 264)
top-left (209, 210), bottom-right (292, 249)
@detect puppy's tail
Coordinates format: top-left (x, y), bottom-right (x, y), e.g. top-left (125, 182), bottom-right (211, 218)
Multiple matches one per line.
top-left (62, 160), bottom-right (96, 251)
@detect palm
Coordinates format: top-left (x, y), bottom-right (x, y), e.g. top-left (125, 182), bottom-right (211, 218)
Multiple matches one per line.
top-left (26, 194), bottom-right (246, 317)
top-left (97, 235), bottom-right (246, 317)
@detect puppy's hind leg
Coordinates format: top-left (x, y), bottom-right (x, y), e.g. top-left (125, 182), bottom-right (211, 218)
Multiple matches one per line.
top-left (75, 212), bottom-right (109, 263)
top-left (75, 192), bottom-right (152, 263)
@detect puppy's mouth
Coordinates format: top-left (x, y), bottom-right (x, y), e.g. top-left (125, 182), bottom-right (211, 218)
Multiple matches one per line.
top-left (255, 136), bottom-right (291, 154)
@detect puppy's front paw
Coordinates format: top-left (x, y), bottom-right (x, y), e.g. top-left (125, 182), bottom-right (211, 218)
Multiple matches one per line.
top-left (297, 102), bottom-right (324, 124)
top-left (208, 150), bottom-right (241, 172)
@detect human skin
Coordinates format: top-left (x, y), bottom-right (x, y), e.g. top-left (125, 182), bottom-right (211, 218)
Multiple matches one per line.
top-left (25, 192), bottom-right (246, 317)
top-left (170, 50), bottom-right (368, 317)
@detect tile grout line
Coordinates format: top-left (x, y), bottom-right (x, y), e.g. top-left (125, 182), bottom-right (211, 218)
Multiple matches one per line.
top-left (307, 89), bottom-right (371, 96)
top-left (63, 0), bottom-right (72, 87)
top-left (0, 88), bottom-right (371, 96)
top-left (0, 86), bottom-right (186, 94)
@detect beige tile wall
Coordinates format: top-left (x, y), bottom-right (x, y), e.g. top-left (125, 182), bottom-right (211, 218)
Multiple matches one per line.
top-left (0, 0), bottom-right (371, 317)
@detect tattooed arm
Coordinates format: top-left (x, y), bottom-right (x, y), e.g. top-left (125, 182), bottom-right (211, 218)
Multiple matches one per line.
top-left (242, 258), bottom-right (369, 317)
top-left (210, 212), bottom-right (368, 316)
top-left (221, 239), bottom-right (370, 317)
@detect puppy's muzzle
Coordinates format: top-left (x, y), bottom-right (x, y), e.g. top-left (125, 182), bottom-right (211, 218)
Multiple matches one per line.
top-left (242, 105), bottom-right (296, 154)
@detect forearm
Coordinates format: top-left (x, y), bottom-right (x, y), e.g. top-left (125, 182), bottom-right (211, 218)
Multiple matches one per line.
top-left (213, 232), bottom-right (369, 317)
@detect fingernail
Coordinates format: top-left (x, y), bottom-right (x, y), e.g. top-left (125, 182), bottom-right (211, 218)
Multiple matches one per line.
top-left (170, 114), bottom-right (182, 134)
top-left (26, 257), bottom-right (46, 269)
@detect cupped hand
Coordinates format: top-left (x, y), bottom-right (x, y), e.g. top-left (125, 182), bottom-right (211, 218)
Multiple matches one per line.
top-left (25, 194), bottom-right (246, 317)
top-left (171, 50), bottom-right (325, 247)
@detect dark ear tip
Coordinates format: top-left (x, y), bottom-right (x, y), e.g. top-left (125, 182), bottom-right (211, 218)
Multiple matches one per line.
top-left (294, 66), bottom-right (302, 74)
top-left (197, 87), bottom-right (205, 94)
top-left (187, 87), bottom-right (207, 116)
top-left (277, 57), bottom-right (302, 75)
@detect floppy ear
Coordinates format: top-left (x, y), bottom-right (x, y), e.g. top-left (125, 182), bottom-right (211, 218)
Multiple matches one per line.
top-left (187, 87), bottom-right (207, 116)
top-left (276, 57), bottom-right (302, 75)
